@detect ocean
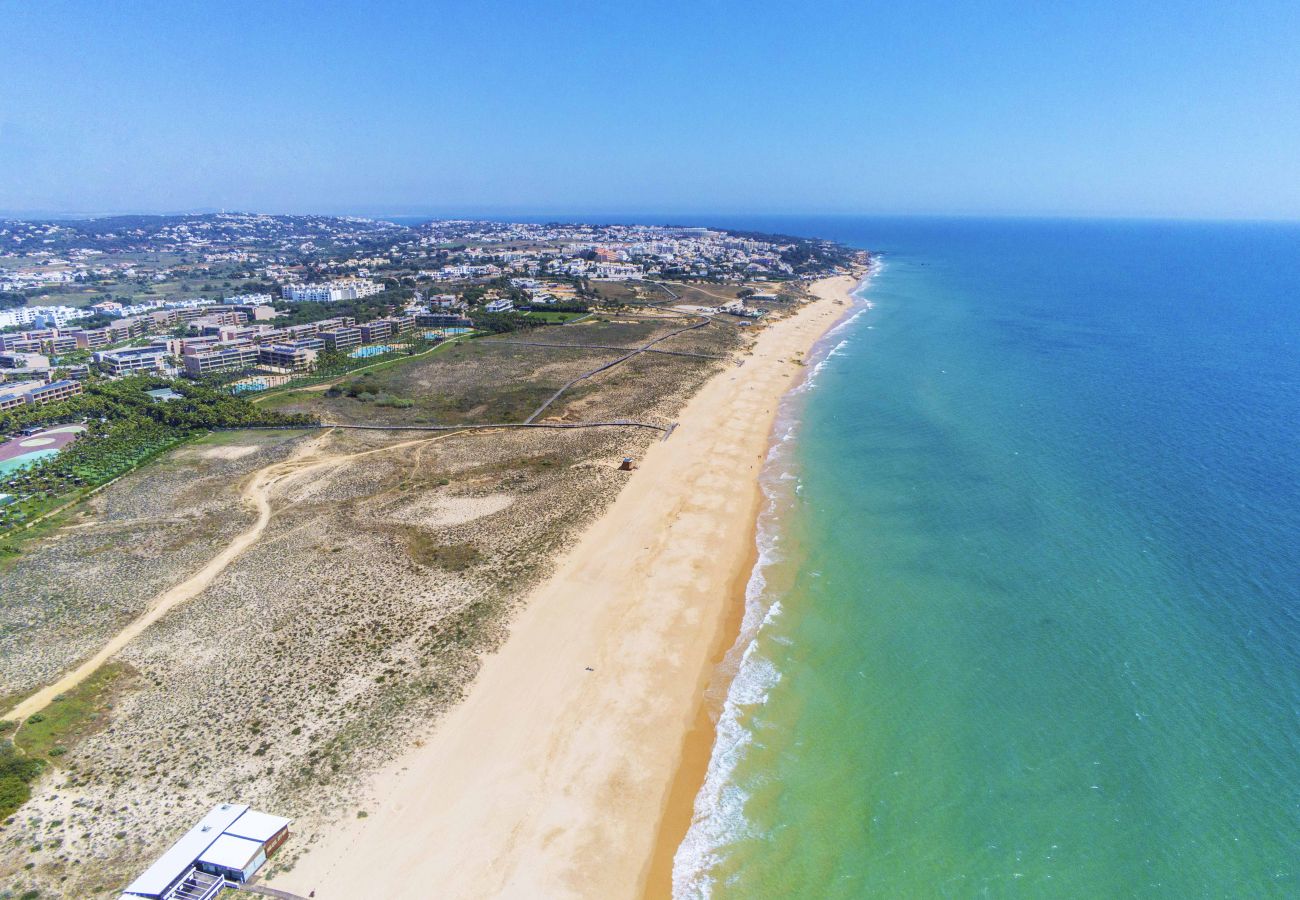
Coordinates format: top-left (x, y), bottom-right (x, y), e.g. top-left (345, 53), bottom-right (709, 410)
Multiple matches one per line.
top-left (672, 218), bottom-right (1300, 897)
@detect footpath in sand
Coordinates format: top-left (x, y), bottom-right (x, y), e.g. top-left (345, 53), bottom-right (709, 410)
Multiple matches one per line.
top-left (2, 431), bottom-right (458, 727)
top-left (272, 274), bottom-right (861, 900)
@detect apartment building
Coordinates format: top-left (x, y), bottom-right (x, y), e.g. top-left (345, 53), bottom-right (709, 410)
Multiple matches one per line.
top-left (318, 326), bottom-right (362, 352)
top-left (358, 320), bottom-right (392, 343)
top-left (258, 340), bottom-right (321, 372)
top-left (0, 351), bottom-right (50, 370)
top-left (21, 379), bottom-right (84, 405)
top-left (280, 279), bottom-right (383, 302)
top-left (94, 346), bottom-right (169, 376)
top-left (223, 293), bottom-right (276, 306)
top-left (415, 312), bottom-right (473, 328)
top-left (182, 343), bottom-right (260, 377)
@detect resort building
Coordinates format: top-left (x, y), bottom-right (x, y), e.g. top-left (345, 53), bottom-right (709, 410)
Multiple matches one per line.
top-left (387, 314), bottom-right (415, 334)
top-left (0, 383), bottom-right (37, 411)
top-left (415, 311), bottom-right (473, 328)
top-left (358, 319), bottom-right (392, 343)
top-left (484, 297), bottom-right (515, 313)
top-left (45, 333), bottom-right (79, 355)
top-left (230, 304), bottom-right (277, 321)
top-left (182, 343), bottom-right (260, 377)
top-left (9, 379), bottom-right (84, 406)
top-left (0, 335), bottom-right (44, 354)
top-left (0, 351), bottom-right (51, 370)
top-left (72, 328), bottom-right (112, 350)
top-left (119, 802), bottom-right (291, 900)
top-left (258, 339), bottom-right (320, 372)
top-left (94, 346), bottom-right (170, 376)
top-left (318, 326), bottom-right (362, 352)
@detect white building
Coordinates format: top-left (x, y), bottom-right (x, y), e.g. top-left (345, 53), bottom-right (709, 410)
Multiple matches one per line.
top-left (223, 293), bottom-right (276, 306)
top-left (280, 279), bottom-right (384, 302)
top-left (592, 262), bottom-right (643, 280)
top-left (0, 305), bottom-right (93, 329)
top-left (119, 803), bottom-right (292, 900)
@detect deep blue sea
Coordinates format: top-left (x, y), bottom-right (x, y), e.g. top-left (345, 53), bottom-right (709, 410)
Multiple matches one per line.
top-left (660, 217), bottom-right (1300, 897)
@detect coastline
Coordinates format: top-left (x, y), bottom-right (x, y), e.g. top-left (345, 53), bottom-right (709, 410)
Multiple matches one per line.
top-left (644, 272), bottom-right (870, 897)
top-left (270, 272), bottom-right (864, 900)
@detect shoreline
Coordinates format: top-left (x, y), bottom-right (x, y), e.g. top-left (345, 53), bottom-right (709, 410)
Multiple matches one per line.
top-left (269, 271), bottom-right (864, 899)
top-left (642, 272), bottom-right (870, 897)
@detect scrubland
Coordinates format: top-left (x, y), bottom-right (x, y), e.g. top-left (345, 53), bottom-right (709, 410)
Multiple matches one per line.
top-left (0, 312), bottom-right (747, 897)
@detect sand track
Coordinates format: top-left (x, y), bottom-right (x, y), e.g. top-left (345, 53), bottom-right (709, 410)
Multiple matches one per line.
top-left (3, 430), bottom-right (460, 727)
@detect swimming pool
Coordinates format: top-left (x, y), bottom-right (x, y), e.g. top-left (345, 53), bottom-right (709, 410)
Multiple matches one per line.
top-left (0, 424), bottom-right (86, 476)
top-left (350, 344), bottom-right (395, 358)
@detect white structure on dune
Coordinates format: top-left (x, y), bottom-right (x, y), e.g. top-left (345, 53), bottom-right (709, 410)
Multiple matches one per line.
top-left (119, 803), bottom-right (292, 900)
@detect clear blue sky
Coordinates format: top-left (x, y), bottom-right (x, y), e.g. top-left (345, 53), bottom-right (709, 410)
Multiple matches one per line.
top-left (2, 0), bottom-right (1298, 219)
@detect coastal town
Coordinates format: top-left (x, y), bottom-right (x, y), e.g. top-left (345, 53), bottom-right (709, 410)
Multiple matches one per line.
top-left (1, 216), bottom-right (838, 399)
top-left (1, 215), bottom-right (855, 529)
top-left (0, 213), bottom-right (865, 899)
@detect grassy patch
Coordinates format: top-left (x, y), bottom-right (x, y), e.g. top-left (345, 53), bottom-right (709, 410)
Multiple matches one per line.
top-left (0, 739), bottom-right (43, 822)
top-left (14, 662), bottom-right (137, 762)
top-left (403, 530), bottom-right (481, 571)
top-left (522, 310), bottom-right (586, 323)
top-left (0, 505), bottom-right (84, 575)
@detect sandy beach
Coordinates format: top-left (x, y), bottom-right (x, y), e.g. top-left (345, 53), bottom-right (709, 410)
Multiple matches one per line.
top-left (271, 273), bottom-right (862, 900)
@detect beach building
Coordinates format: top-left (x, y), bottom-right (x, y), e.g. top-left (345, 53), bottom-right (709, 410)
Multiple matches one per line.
top-left (119, 803), bottom-right (291, 900)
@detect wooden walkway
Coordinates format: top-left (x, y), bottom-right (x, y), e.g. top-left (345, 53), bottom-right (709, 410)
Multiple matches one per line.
top-left (239, 884), bottom-right (311, 900)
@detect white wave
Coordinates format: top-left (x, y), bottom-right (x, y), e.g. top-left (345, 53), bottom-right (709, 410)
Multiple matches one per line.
top-left (672, 255), bottom-right (886, 898)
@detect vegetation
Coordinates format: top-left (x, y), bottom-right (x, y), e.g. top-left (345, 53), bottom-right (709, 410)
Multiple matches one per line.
top-left (13, 664), bottom-right (135, 762)
top-left (466, 310), bottom-right (532, 334)
top-left (521, 310), bottom-right (586, 324)
top-left (0, 376), bottom-right (315, 534)
top-left (272, 287), bottom-right (414, 327)
top-left (404, 530), bottom-right (481, 571)
top-left (0, 740), bottom-right (43, 822)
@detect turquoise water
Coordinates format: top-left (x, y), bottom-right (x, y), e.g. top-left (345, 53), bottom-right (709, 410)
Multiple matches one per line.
top-left (0, 449), bottom-right (59, 476)
top-left (676, 219), bottom-right (1300, 897)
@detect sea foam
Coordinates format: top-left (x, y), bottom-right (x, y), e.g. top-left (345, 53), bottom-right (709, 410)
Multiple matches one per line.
top-left (672, 266), bottom-right (879, 898)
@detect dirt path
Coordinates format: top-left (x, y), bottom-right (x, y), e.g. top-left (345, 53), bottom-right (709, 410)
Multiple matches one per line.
top-left (3, 430), bottom-right (459, 727)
